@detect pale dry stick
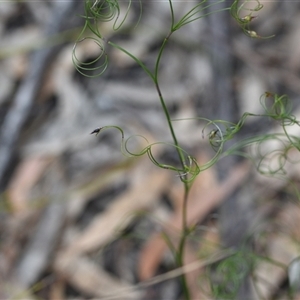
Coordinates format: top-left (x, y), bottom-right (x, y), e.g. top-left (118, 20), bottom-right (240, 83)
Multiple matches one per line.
top-left (62, 163), bottom-right (171, 256)
top-left (7, 156), bottom-right (52, 215)
top-left (0, 156), bottom-right (53, 298)
top-left (54, 254), bottom-right (142, 299)
top-left (99, 250), bottom-right (235, 300)
top-left (12, 162), bottom-right (67, 291)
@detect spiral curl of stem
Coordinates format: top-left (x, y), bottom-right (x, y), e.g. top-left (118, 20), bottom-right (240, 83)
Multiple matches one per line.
top-left (91, 126), bottom-right (200, 183)
top-left (230, 0), bottom-right (274, 39)
top-left (72, 0), bottom-right (141, 77)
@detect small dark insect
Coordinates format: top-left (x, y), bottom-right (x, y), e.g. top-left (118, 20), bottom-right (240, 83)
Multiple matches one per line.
top-left (209, 129), bottom-right (219, 140)
top-left (265, 91), bottom-right (273, 98)
top-left (91, 128), bottom-right (101, 135)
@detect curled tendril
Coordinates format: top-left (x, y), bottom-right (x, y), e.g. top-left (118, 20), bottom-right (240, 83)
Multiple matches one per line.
top-left (220, 92), bottom-right (300, 176)
top-left (88, 0), bottom-right (119, 24)
top-left (171, 117), bottom-right (226, 171)
top-left (260, 92), bottom-right (300, 150)
top-left (254, 135), bottom-right (290, 176)
top-left (85, 0), bottom-right (140, 31)
top-left (91, 92), bottom-right (300, 182)
top-left (227, 134), bottom-right (300, 177)
top-left (73, 0), bottom-right (142, 77)
top-left (144, 143), bottom-right (200, 183)
top-left (72, 37), bottom-right (108, 77)
top-left (230, 0), bottom-right (274, 39)
top-left (175, 92), bottom-right (300, 177)
top-left (91, 126), bottom-right (200, 183)
top-left (260, 92), bottom-right (294, 123)
top-left (201, 120), bottom-right (225, 153)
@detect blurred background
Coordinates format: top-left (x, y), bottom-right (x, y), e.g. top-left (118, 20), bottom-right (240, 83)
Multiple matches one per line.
top-left (0, 0), bottom-right (300, 299)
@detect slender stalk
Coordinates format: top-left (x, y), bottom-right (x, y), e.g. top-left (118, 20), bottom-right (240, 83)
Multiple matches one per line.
top-left (154, 31), bottom-right (187, 172)
top-left (168, 0), bottom-right (175, 29)
top-left (177, 184), bottom-right (191, 300)
top-left (152, 13), bottom-right (193, 297)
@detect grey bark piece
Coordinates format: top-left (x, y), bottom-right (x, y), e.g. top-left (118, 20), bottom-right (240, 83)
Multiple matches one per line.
top-left (0, 0), bottom-right (82, 188)
top-left (14, 199), bottom-right (65, 288)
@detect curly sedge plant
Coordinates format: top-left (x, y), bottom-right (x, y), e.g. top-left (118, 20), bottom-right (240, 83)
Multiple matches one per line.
top-left (73, 0), bottom-right (300, 299)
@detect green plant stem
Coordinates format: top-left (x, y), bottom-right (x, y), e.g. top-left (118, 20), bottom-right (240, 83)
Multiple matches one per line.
top-left (106, 11), bottom-right (195, 300)
top-left (177, 185), bottom-right (191, 300)
top-left (154, 32), bottom-right (187, 173)
top-left (153, 80), bottom-right (186, 169)
top-left (154, 28), bottom-right (192, 300)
